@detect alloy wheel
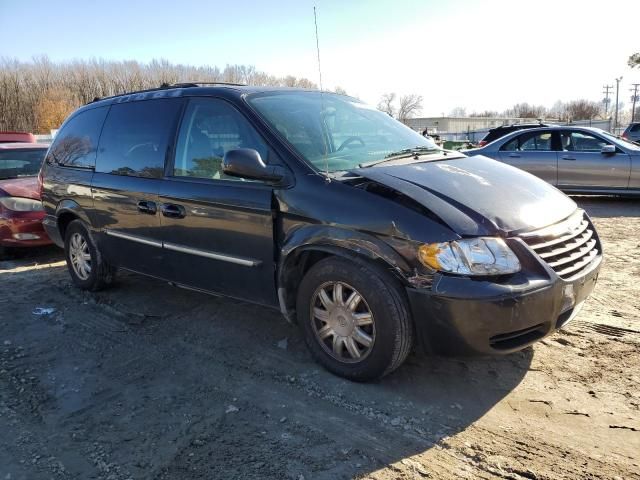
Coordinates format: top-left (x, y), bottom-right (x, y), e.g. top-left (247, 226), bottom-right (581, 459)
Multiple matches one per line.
top-left (310, 281), bottom-right (376, 363)
top-left (69, 232), bottom-right (91, 280)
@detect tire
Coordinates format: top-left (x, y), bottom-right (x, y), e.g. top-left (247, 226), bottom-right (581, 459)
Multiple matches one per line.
top-left (296, 256), bottom-right (413, 381)
top-left (64, 219), bottom-right (116, 291)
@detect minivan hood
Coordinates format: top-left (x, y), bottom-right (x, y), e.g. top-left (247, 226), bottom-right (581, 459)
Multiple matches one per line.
top-left (352, 155), bottom-right (577, 236)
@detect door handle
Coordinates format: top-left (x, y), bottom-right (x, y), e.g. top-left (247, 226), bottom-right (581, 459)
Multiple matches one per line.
top-left (561, 156), bottom-right (576, 161)
top-left (508, 153), bottom-right (521, 158)
top-left (161, 203), bottom-right (186, 219)
top-left (137, 200), bottom-right (157, 215)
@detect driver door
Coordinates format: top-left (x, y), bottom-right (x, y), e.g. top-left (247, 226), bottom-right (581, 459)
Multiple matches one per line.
top-left (557, 129), bottom-right (631, 188)
top-left (157, 97), bottom-right (278, 306)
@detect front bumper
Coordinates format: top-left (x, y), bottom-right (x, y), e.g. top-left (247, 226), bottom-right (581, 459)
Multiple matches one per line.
top-left (407, 252), bottom-right (601, 355)
top-left (0, 211), bottom-right (52, 248)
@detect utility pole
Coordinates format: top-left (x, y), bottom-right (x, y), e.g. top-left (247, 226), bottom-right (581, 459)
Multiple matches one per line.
top-left (602, 84), bottom-right (613, 117)
top-left (614, 77), bottom-right (623, 132)
top-left (631, 83), bottom-right (640, 123)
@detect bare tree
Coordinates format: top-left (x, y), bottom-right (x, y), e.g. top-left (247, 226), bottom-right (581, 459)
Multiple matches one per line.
top-left (548, 101), bottom-right (567, 121)
top-left (629, 53), bottom-right (640, 68)
top-left (469, 110), bottom-right (499, 117)
top-left (449, 107), bottom-right (467, 117)
top-left (565, 99), bottom-right (602, 120)
top-left (397, 94), bottom-right (423, 123)
top-left (377, 93), bottom-right (396, 116)
top-left (333, 86), bottom-right (347, 95)
top-left (503, 103), bottom-right (547, 118)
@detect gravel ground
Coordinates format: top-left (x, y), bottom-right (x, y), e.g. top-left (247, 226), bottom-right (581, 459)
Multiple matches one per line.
top-left (1, 197), bottom-right (639, 480)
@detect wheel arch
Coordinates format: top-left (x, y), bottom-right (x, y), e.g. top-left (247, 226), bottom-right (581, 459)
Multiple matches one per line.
top-left (277, 226), bottom-right (412, 323)
top-left (56, 199), bottom-right (91, 240)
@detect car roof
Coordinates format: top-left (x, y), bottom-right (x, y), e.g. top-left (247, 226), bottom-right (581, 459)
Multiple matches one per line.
top-left (84, 84), bottom-right (321, 106)
top-left (497, 125), bottom-right (607, 136)
top-left (71, 84), bottom-right (345, 120)
top-left (0, 142), bottom-right (49, 150)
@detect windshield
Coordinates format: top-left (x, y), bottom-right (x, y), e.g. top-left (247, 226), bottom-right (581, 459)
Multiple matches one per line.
top-left (247, 92), bottom-right (440, 172)
top-left (597, 129), bottom-right (640, 151)
top-left (0, 149), bottom-right (47, 180)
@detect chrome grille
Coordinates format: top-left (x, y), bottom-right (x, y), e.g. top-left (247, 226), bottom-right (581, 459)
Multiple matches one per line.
top-left (520, 210), bottom-right (600, 280)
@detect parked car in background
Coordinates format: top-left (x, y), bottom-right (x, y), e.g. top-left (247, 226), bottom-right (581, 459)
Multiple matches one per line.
top-left (41, 85), bottom-right (601, 381)
top-left (0, 143), bottom-right (51, 256)
top-left (477, 122), bottom-right (555, 147)
top-left (622, 122), bottom-right (640, 143)
top-left (0, 131), bottom-right (36, 143)
top-left (464, 126), bottom-right (640, 196)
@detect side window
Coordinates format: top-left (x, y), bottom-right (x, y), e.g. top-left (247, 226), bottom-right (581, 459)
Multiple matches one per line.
top-left (173, 98), bottom-right (269, 181)
top-left (561, 131), bottom-right (610, 152)
top-left (501, 132), bottom-right (552, 151)
top-left (96, 99), bottom-right (181, 178)
top-left (500, 136), bottom-right (519, 151)
top-left (629, 124), bottom-right (640, 133)
top-left (46, 107), bottom-right (108, 168)
top-left (519, 132), bottom-right (553, 151)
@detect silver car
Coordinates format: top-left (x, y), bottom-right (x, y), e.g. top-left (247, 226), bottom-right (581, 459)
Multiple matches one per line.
top-left (465, 126), bottom-right (640, 196)
top-left (622, 122), bottom-right (640, 143)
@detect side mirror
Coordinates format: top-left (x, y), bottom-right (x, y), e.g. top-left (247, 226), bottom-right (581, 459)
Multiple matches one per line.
top-left (601, 144), bottom-right (616, 155)
top-left (222, 149), bottom-right (288, 185)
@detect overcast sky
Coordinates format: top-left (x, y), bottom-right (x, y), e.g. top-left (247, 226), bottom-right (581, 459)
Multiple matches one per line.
top-left (1, 0), bottom-right (638, 115)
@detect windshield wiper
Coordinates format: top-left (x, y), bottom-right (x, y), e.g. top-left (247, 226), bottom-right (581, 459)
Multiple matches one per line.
top-left (358, 146), bottom-right (441, 168)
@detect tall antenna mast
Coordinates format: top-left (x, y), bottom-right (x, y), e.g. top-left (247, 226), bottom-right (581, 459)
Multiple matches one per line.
top-left (313, 6), bottom-right (323, 93)
top-left (313, 6), bottom-right (330, 180)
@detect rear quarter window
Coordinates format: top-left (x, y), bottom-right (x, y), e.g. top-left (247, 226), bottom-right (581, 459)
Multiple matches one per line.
top-left (46, 106), bottom-right (109, 168)
top-left (95, 99), bottom-right (182, 178)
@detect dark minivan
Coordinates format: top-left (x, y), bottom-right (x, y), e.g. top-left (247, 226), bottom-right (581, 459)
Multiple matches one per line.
top-left (41, 84), bottom-right (602, 381)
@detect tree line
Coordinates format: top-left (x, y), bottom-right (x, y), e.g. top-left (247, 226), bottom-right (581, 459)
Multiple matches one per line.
top-left (377, 93), bottom-right (619, 124)
top-left (0, 57), bottom-right (318, 133)
top-left (448, 100), bottom-right (608, 122)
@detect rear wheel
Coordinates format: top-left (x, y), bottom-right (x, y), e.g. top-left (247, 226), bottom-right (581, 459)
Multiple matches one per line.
top-left (64, 219), bottom-right (115, 291)
top-left (297, 257), bottom-right (413, 381)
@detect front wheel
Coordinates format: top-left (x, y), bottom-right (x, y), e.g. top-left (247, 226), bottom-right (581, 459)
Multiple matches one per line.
top-left (296, 257), bottom-right (413, 381)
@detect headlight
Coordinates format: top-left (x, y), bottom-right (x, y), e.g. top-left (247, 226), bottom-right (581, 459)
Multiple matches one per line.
top-left (418, 237), bottom-right (520, 276)
top-left (0, 197), bottom-right (44, 212)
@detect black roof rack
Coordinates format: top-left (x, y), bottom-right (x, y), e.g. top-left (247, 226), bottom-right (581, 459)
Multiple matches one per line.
top-left (170, 81), bottom-right (248, 87)
top-left (88, 81), bottom-right (247, 104)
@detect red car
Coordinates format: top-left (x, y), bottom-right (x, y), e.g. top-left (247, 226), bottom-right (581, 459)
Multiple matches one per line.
top-left (0, 131), bottom-right (37, 143)
top-left (0, 143), bottom-right (51, 255)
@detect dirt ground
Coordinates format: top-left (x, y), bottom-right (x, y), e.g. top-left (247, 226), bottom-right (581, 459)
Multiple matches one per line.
top-left (1, 197), bottom-right (639, 480)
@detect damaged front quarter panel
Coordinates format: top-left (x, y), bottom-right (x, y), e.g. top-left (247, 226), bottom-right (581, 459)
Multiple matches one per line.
top-left (273, 174), bottom-right (460, 318)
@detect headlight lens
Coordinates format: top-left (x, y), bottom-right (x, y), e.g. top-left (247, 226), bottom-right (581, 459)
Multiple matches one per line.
top-left (0, 197), bottom-right (44, 212)
top-left (418, 237), bottom-right (520, 276)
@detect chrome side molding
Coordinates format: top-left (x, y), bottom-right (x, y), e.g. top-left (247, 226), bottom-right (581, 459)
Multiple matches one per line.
top-left (103, 229), bottom-right (260, 267)
top-left (163, 242), bottom-right (260, 267)
top-left (104, 229), bottom-right (162, 248)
